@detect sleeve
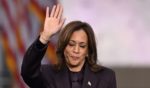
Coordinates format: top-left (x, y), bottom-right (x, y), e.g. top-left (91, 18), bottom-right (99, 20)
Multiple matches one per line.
top-left (21, 36), bottom-right (49, 88)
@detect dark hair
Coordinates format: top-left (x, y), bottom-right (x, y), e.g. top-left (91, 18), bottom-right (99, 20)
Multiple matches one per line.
top-left (55, 21), bottom-right (101, 72)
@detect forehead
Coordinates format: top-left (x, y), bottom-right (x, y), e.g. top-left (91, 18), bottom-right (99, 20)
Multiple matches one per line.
top-left (69, 29), bottom-right (88, 43)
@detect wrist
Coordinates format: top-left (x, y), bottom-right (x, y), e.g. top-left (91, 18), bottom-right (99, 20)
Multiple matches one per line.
top-left (39, 32), bottom-right (50, 44)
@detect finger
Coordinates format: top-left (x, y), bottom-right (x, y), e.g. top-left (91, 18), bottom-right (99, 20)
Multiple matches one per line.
top-left (54, 4), bottom-right (60, 18)
top-left (46, 7), bottom-right (49, 17)
top-left (50, 5), bottom-right (56, 17)
top-left (59, 18), bottom-right (66, 29)
top-left (57, 5), bottom-right (63, 20)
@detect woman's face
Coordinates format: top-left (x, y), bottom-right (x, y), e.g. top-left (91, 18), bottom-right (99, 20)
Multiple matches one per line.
top-left (64, 29), bottom-right (88, 71)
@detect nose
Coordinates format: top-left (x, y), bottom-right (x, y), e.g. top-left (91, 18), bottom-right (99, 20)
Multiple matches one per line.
top-left (73, 45), bottom-right (79, 53)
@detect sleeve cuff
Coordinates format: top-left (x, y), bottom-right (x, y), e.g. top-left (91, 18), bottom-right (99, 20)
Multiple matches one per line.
top-left (35, 36), bottom-right (49, 49)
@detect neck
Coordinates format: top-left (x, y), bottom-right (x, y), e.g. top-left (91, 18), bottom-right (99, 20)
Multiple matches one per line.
top-left (67, 60), bottom-right (85, 72)
top-left (69, 66), bottom-right (82, 72)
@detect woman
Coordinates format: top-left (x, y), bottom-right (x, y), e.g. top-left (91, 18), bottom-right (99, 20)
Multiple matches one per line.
top-left (21, 4), bottom-right (117, 88)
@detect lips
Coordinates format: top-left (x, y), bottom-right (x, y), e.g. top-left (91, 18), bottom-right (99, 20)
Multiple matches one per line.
top-left (71, 56), bottom-right (80, 59)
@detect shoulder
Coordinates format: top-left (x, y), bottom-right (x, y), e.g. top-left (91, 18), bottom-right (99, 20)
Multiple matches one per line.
top-left (96, 66), bottom-right (116, 80)
top-left (100, 66), bottom-right (115, 75)
top-left (92, 66), bottom-right (117, 88)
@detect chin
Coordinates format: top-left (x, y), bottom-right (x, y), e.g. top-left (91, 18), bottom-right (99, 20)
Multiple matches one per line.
top-left (68, 61), bottom-right (79, 67)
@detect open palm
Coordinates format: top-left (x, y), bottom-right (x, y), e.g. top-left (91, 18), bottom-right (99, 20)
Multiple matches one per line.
top-left (40, 4), bottom-right (65, 43)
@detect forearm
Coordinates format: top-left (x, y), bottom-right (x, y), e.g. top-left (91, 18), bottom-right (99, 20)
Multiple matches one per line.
top-left (21, 36), bottom-right (48, 87)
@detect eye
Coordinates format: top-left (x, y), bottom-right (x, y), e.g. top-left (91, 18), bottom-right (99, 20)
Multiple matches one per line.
top-left (80, 45), bottom-right (87, 48)
top-left (68, 42), bottom-right (75, 46)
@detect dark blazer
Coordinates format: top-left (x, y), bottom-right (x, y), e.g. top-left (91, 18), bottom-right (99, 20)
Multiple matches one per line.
top-left (21, 38), bottom-right (117, 88)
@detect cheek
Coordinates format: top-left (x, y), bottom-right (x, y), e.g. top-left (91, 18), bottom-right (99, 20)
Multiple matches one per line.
top-left (64, 47), bottom-right (70, 56)
top-left (81, 49), bottom-right (88, 56)
top-left (64, 49), bottom-right (67, 57)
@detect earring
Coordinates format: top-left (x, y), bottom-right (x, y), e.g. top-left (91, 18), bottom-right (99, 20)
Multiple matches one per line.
top-left (86, 54), bottom-right (88, 58)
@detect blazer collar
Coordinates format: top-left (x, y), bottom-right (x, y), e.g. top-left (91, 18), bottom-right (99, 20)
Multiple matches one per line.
top-left (55, 63), bottom-right (99, 88)
top-left (82, 63), bottom-right (98, 88)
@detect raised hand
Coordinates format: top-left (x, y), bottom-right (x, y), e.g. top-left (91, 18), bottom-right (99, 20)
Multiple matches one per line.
top-left (40, 4), bottom-right (65, 44)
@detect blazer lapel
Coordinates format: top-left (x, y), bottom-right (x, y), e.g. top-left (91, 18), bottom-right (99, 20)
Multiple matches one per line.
top-left (55, 66), bottom-right (71, 88)
top-left (82, 63), bottom-right (98, 88)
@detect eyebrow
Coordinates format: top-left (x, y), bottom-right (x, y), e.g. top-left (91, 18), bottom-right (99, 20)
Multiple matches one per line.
top-left (69, 40), bottom-right (87, 45)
